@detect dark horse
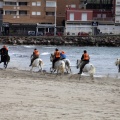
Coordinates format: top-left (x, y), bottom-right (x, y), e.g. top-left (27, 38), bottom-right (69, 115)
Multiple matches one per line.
top-left (0, 53), bottom-right (10, 69)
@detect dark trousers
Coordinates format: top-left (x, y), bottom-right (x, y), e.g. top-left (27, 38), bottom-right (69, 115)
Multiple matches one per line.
top-left (52, 57), bottom-right (60, 68)
top-left (79, 61), bottom-right (89, 74)
top-left (30, 56), bottom-right (39, 65)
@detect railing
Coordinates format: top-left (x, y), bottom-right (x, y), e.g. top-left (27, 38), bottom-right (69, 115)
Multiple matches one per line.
top-left (93, 17), bottom-right (114, 21)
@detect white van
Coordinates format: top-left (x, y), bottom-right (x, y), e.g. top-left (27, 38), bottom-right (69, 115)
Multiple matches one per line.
top-left (28, 31), bottom-right (35, 36)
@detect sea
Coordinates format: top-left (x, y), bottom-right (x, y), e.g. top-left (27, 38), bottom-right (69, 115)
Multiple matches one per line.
top-left (0, 45), bottom-right (119, 78)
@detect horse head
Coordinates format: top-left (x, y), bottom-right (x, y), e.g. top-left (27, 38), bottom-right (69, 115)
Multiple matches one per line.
top-left (115, 58), bottom-right (120, 66)
top-left (50, 53), bottom-right (54, 62)
top-left (76, 59), bottom-right (81, 69)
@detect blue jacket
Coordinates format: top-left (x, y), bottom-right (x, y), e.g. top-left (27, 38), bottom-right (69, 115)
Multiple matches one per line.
top-left (60, 53), bottom-right (66, 59)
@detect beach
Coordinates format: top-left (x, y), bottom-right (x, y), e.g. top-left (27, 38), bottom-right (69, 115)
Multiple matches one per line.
top-left (0, 68), bottom-right (120, 120)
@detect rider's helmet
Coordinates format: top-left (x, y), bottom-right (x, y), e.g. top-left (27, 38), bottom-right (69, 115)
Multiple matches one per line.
top-left (55, 48), bottom-right (58, 51)
top-left (3, 45), bottom-right (6, 48)
top-left (84, 50), bottom-right (87, 53)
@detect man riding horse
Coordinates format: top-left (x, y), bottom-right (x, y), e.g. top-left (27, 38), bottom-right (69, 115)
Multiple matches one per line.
top-left (29, 48), bottom-right (40, 66)
top-left (78, 50), bottom-right (90, 74)
top-left (52, 48), bottom-right (60, 69)
top-left (0, 45), bottom-right (10, 68)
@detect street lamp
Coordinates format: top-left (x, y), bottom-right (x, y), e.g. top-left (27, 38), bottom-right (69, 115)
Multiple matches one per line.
top-left (54, 2), bottom-right (56, 36)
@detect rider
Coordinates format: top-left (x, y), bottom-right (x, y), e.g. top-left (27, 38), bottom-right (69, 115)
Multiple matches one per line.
top-left (60, 50), bottom-right (66, 60)
top-left (0, 45), bottom-right (8, 63)
top-left (29, 48), bottom-right (40, 66)
top-left (78, 50), bottom-right (90, 74)
top-left (52, 48), bottom-right (60, 69)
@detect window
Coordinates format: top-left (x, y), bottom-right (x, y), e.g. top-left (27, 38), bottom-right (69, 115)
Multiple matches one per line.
top-left (32, 2), bottom-right (41, 6)
top-left (5, 11), bottom-right (16, 15)
top-left (37, 2), bottom-right (41, 6)
top-left (19, 11), bottom-right (27, 15)
top-left (71, 4), bottom-right (76, 8)
top-left (32, 12), bottom-right (36, 15)
top-left (37, 12), bottom-right (41, 15)
top-left (81, 13), bottom-right (87, 21)
top-left (32, 11), bottom-right (41, 15)
top-left (19, 2), bottom-right (27, 6)
top-left (32, 2), bottom-right (36, 6)
top-left (46, 1), bottom-right (56, 7)
top-left (5, 2), bottom-right (16, 6)
top-left (46, 12), bottom-right (54, 16)
top-left (70, 13), bottom-right (74, 20)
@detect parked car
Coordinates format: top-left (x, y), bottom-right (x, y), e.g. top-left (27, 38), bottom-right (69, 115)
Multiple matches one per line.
top-left (45, 32), bottom-right (54, 36)
top-left (28, 31), bottom-right (36, 36)
top-left (37, 32), bottom-right (44, 36)
top-left (78, 32), bottom-right (89, 36)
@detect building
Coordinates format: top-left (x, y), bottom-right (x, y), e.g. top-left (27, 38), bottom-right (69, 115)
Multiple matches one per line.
top-left (65, 0), bottom-right (120, 36)
top-left (2, 0), bottom-right (81, 36)
top-left (1, 0), bottom-right (120, 36)
top-left (115, 0), bottom-right (120, 24)
top-left (2, 0), bottom-right (57, 36)
top-left (65, 8), bottom-right (93, 36)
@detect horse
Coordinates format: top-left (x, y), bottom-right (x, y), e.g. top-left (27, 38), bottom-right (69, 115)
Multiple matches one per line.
top-left (61, 58), bottom-right (71, 73)
top-left (30, 58), bottom-right (44, 72)
top-left (76, 59), bottom-right (95, 80)
top-left (115, 58), bottom-right (120, 73)
top-left (0, 55), bottom-right (10, 69)
top-left (50, 54), bottom-right (65, 75)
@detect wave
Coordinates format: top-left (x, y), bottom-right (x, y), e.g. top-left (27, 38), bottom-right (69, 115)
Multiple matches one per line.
top-left (12, 53), bottom-right (29, 58)
top-left (43, 46), bottom-right (57, 49)
top-left (23, 45), bottom-right (36, 48)
top-left (41, 52), bottom-right (50, 55)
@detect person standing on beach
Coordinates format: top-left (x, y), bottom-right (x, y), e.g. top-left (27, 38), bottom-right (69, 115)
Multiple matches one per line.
top-left (29, 48), bottom-right (40, 66)
top-left (78, 50), bottom-right (90, 74)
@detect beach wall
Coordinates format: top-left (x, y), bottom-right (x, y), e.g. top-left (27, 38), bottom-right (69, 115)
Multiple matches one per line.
top-left (0, 35), bottom-right (120, 47)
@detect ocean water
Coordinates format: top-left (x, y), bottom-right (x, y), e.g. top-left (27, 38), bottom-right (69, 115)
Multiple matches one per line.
top-left (0, 45), bottom-right (119, 77)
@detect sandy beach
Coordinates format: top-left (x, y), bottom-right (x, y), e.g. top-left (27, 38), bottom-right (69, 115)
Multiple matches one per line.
top-left (0, 68), bottom-right (120, 120)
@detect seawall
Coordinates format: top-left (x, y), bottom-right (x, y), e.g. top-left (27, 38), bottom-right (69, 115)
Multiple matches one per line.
top-left (0, 35), bottom-right (120, 47)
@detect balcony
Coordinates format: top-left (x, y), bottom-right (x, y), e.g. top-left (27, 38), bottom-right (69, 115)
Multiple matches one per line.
top-left (93, 17), bottom-right (114, 21)
top-left (46, 7), bottom-right (55, 12)
top-left (3, 14), bottom-right (30, 23)
top-left (3, 6), bottom-right (30, 11)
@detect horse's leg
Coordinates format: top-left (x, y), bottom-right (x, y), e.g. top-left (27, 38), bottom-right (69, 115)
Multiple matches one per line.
top-left (119, 65), bottom-right (120, 72)
top-left (65, 61), bottom-right (69, 74)
top-left (79, 74), bottom-right (81, 80)
top-left (30, 67), bottom-right (33, 72)
top-left (4, 61), bottom-right (7, 69)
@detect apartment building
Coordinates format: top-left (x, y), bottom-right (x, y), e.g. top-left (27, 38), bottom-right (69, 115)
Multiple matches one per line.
top-left (57, 0), bottom-right (81, 26)
top-left (0, 0), bottom-right (3, 32)
top-left (2, 0), bottom-right (81, 36)
top-left (2, 0), bottom-right (57, 35)
top-left (65, 0), bottom-right (120, 35)
top-left (115, 0), bottom-right (120, 24)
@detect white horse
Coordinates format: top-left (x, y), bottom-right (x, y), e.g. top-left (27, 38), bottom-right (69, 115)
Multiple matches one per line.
top-left (30, 58), bottom-right (44, 72)
top-left (76, 59), bottom-right (95, 80)
top-left (62, 59), bottom-right (71, 73)
top-left (115, 58), bottom-right (120, 72)
top-left (50, 54), bottom-right (65, 75)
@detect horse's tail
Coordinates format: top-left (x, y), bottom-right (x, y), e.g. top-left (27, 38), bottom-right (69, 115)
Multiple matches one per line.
top-left (89, 65), bottom-right (95, 74)
top-left (39, 60), bottom-right (44, 66)
top-left (65, 60), bottom-right (70, 67)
